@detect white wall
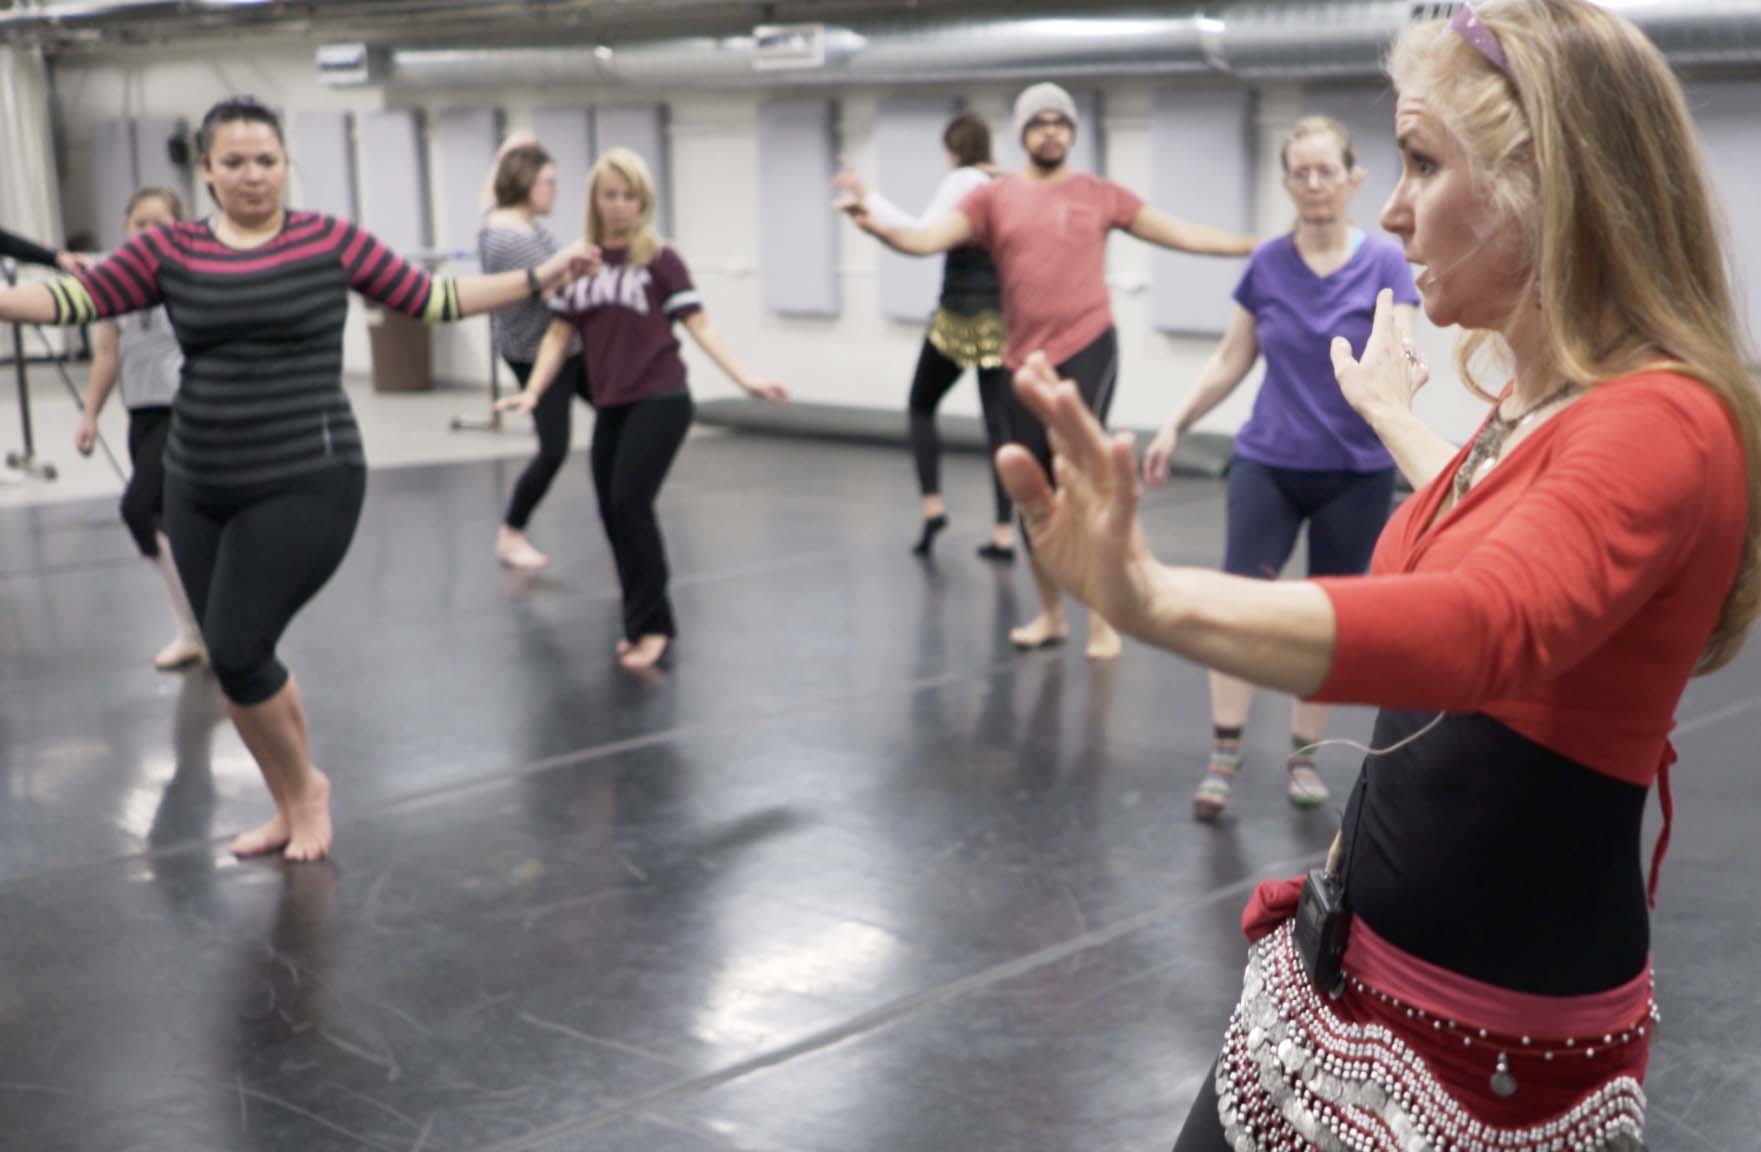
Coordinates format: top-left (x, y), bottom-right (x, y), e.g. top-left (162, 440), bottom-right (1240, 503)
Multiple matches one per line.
top-left (48, 42), bottom-right (1491, 439)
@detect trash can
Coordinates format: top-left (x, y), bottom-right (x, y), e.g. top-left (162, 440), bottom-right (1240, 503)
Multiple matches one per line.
top-left (367, 307), bottom-right (432, 392)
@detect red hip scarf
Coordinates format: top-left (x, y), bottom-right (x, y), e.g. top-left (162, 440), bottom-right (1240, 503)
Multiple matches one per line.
top-left (1221, 880), bottom-right (1655, 1150)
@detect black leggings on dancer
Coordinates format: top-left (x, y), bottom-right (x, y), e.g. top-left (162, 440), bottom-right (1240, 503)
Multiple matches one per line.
top-left (1170, 1066), bottom-right (1229, 1151)
top-left (164, 464), bottom-right (366, 705)
top-left (1006, 327), bottom-right (1119, 525)
top-left (504, 354), bottom-right (590, 530)
top-left (907, 339), bottom-right (1014, 526)
top-left (1222, 459), bottom-right (1394, 582)
top-left (121, 406), bottom-right (172, 557)
top-left (591, 391), bottom-right (693, 642)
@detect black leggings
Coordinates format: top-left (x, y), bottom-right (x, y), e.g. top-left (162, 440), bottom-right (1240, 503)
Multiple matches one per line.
top-left (1006, 328), bottom-right (1118, 550)
top-left (591, 392), bottom-right (693, 642)
top-left (1169, 1063), bottom-right (1229, 1151)
top-left (164, 464), bottom-right (366, 706)
top-left (907, 338), bottom-right (1014, 525)
top-left (504, 354), bottom-right (590, 531)
top-left (1223, 458), bottom-right (1395, 580)
top-left (121, 406), bottom-right (172, 557)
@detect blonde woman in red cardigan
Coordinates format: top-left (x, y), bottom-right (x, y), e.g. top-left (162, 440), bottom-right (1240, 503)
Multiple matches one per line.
top-left (998, 3), bottom-right (1761, 1149)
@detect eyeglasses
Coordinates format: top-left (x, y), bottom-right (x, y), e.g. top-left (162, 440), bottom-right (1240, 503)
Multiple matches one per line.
top-left (1285, 166), bottom-right (1347, 187)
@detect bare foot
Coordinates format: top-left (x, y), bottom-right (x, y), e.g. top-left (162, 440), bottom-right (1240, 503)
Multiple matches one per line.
top-left (1085, 615), bottom-right (1122, 661)
top-left (619, 634), bottom-right (670, 670)
top-left (231, 812), bottom-right (290, 857)
top-left (496, 527), bottom-right (549, 572)
top-left (283, 770), bottom-right (334, 863)
top-left (1010, 614), bottom-right (1069, 650)
top-left (154, 632), bottom-right (207, 671)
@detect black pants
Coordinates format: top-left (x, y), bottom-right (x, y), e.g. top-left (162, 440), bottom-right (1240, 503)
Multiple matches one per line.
top-left (121, 405), bottom-right (172, 557)
top-left (1006, 328), bottom-right (1119, 551)
top-left (164, 464), bottom-right (366, 706)
top-left (504, 354), bottom-right (590, 531)
top-left (591, 391), bottom-right (693, 642)
top-left (907, 338), bottom-right (1014, 525)
top-left (1169, 1063), bottom-right (1229, 1151)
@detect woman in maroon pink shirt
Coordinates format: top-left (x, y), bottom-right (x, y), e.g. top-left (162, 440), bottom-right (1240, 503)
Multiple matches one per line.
top-left (997, 3), bottom-right (1760, 1149)
top-left (501, 148), bottom-right (787, 671)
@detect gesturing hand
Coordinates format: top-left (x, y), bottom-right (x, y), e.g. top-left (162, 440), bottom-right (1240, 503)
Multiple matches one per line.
top-left (834, 194), bottom-right (873, 228)
top-left (831, 159), bottom-right (866, 205)
top-left (556, 240), bottom-right (601, 281)
top-left (1142, 423), bottom-right (1179, 488)
top-left (745, 380), bottom-right (790, 403)
top-left (994, 353), bottom-right (1160, 632)
top-left (1332, 288), bottom-right (1428, 422)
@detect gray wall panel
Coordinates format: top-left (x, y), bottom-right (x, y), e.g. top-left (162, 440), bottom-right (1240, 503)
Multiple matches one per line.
top-left (757, 98), bottom-right (840, 316)
top-left (1691, 81), bottom-right (1761, 357)
top-left (130, 117), bottom-right (192, 217)
top-left (434, 107), bottom-right (499, 258)
top-left (874, 95), bottom-right (959, 323)
top-left (358, 109), bottom-right (430, 254)
top-left (531, 106), bottom-right (593, 242)
top-left (94, 118), bottom-right (135, 251)
top-left (291, 110), bottom-right (357, 220)
top-left (1150, 86), bottom-right (1255, 336)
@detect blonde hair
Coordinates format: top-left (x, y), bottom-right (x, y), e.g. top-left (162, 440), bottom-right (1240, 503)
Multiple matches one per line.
top-left (585, 147), bottom-right (660, 267)
top-left (1280, 115), bottom-right (1357, 174)
top-left (1390, 0), bottom-right (1761, 672)
top-left (125, 186), bottom-right (185, 222)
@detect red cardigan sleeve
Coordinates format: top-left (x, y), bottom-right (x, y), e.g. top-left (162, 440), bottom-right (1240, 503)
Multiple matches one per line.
top-left (1312, 382), bottom-right (1727, 709)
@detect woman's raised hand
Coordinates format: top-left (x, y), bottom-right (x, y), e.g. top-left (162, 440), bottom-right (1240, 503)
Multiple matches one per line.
top-left (1142, 422), bottom-right (1180, 488)
top-left (1332, 288), bottom-right (1428, 421)
top-left (994, 353), bottom-right (1160, 632)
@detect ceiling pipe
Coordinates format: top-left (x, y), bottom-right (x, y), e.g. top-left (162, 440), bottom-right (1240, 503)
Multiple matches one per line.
top-left (389, 15), bottom-right (1217, 89)
top-left (383, 1), bottom-right (1761, 89)
top-left (12, 1), bottom-right (1761, 80)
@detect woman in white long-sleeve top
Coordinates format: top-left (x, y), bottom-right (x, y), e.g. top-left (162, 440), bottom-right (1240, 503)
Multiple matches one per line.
top-left (835, 112), bottom-right (1016, 562)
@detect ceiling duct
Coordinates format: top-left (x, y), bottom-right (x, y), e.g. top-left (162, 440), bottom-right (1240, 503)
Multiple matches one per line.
top-left (383, 1), bottom-right (1761, 90)
top-left (1212, 0), bottom-right (1409, 80)
top-left (11, 1), bottom-right (1761, 81)
top-left (387, 15), bottom-right (1216, 90)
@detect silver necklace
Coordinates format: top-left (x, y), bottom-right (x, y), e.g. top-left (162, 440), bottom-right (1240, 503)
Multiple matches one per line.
top-left (1453, 384), bottom-right (1578, 502)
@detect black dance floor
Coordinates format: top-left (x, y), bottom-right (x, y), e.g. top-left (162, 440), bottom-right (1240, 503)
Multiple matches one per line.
top-left (1, 431), bottom-right (1755, 1151)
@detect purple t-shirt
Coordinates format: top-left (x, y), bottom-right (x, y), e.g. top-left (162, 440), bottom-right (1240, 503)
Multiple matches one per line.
top-left (1231, 233), bottom-right (1419, 473)
top-left (550, 245), bottom-right (703, 408)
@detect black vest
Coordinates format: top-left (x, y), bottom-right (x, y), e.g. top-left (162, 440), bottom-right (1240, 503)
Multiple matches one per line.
top-left (940, 243), bottom-right (1001, 316)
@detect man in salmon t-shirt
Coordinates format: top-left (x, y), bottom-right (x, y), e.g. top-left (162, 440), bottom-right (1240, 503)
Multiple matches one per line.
top-left (844, 83), bottom-right (1257, 658)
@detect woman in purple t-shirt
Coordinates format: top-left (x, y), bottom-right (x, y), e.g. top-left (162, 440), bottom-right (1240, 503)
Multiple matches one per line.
top-left (499, 148), bottom-right (788, 671)
top-left (1142, 117), bottom-right (1421, 822)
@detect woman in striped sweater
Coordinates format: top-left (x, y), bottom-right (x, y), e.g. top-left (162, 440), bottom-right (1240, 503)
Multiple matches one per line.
top-left (0, 97), bottom-right (597, 862)
top-left (480, 134), bottom-right (591, 572)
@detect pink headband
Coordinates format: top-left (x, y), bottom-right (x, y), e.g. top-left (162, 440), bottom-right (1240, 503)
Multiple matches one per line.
top-left (1451, 3), bottom-right (1512, 78)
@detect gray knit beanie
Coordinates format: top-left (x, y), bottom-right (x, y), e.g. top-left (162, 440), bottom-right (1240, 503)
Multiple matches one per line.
top-left (1013, 83), bottom-right (1079, 143)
